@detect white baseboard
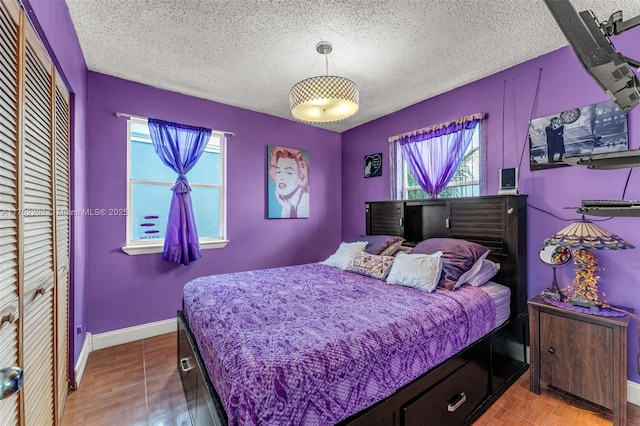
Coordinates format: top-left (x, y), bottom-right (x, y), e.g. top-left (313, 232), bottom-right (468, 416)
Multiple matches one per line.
top-left (91, 318), bottom-right (176, 351)
top-left (628, 380), bottom-right (640, 405)
top-left (73, 332), bottom-right (92, 388)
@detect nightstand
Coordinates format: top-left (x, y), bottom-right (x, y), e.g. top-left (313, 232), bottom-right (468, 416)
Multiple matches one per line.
top-left (528, 296), bottom-right (631, 426)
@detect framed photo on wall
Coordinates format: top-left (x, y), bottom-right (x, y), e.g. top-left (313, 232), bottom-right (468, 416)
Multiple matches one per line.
top-left (364, 153), bottom-right (382, 177)
top-left (528, 100), bottom-right (628, 170)
top-left (267, 145), bottom-right (310, 218)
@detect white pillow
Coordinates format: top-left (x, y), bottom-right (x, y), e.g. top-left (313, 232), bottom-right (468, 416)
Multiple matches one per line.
top-left (455, 251), bottom-right (490, 289)
top-left (386, 251), bottom-right (443, 292)
top-left (321, 241), bottom-right (368, 270)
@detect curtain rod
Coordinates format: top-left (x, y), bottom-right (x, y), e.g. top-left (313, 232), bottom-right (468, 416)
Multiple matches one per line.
top-left (387, 112), bottom-right (484, 143)
top-left (115, 112), bottom-right (235, 136)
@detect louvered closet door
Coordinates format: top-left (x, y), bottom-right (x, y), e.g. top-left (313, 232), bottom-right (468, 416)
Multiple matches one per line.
top-left (53, 73), bottom-right (70, 423)
top-left (21, 20), bottom-right (55, 426)
top-left (0, 0), bottom-right (21, 423)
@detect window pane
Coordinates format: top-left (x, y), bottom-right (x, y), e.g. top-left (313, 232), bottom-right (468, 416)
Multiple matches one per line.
top-left (130, 140), bottom-right (178, 182)
top-left (401, 126), bottom-right (480, 200)
top-left (439, 184), bottom-right (480, 198)
top-left (407, 188), bottom-right (428, 199)
top-left (131, 183), bottom-right (171, 241)
top-left (406, 170), bottom-right (420, 187)
top-left (128, 119), bottom-right (225, 247)
top-left (189, 150), bottom-right (221, 185)
top-left (191, 186), bottom-right (220, 238)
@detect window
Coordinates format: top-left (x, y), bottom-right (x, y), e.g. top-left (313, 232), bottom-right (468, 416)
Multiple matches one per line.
top-left (400, 126), bottom-right (480, 199)
top-left (123, 118), bottom-right (227, 255)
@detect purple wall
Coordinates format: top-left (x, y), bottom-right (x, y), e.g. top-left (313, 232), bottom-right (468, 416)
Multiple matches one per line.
top-left (27, 0), bottom-right (640, 384)
top-left (24, 0), bottom-right (88, 368)
top-left (342, 29), bottom-right (640, 382)
top-left (85, 72), bottom-right (342, 333)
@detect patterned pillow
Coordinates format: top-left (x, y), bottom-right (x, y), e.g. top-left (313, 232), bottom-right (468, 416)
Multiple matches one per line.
top-left (348, 235), bottom-right (405, 256)
top-left (455, 251), bottom-right (491, 289)
top-left (412, 238), bottom-right (490, 291)
top-left (393, 245), bottom-right (414, 255)
top-left (345, 252), bottom-right (395, 280)
top-left (321, 241), bottom-right (368, 270)
top-left (380, 240), bottom-right (405, 256)
top-left (465, 260), bottom-right (500, 287)
top-left (386, 251), bottom-right (443, 292)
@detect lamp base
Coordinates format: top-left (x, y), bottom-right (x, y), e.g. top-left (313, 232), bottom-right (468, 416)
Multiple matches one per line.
top-left (567, 295), bottom-right (600, 311)
top-left (541, 287), bottom-right (564, 302)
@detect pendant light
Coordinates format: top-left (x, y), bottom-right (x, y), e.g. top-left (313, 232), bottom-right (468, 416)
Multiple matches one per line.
top-left (290, 41), bottom-right (359, 123)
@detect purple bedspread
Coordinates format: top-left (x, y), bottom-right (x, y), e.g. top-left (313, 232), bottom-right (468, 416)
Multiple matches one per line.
top-left (183, 263), bottom-right (496, 425)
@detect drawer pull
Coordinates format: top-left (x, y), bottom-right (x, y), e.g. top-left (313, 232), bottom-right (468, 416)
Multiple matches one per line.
top-left (180, 357), bottom-right (195, 373)
top-left (447, 392), bottom-right (467, 412)
top-left (548, 348), bottom-right (555, 354)
top-left (35, 287), bottom-right (45, 297)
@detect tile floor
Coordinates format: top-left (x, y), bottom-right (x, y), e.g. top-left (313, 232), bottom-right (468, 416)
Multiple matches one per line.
top-left (61, 333), bottom-right (189, 426)
top-left (61, 332), bottom-right (640, 425)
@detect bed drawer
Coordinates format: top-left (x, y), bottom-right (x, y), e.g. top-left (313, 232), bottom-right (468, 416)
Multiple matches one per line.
top-left (178, 312), bottom-right (225, 426)
top-left (401, 359), bottom-right (489, 425)
top-left (178, 313), bottom-right (199, 424)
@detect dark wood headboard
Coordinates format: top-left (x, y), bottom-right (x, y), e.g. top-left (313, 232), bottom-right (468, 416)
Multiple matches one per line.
top-left (365, 195), bottom-right (528, 318)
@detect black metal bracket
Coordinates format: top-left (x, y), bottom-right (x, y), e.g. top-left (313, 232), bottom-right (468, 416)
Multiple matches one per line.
top-left (601, 11), bottom-right (640, 36)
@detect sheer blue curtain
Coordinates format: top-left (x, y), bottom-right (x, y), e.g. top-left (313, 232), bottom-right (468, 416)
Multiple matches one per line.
top-left (147, 118), bottom-right (212, 265)
top-left (395, 114), bottom-right (482, 198)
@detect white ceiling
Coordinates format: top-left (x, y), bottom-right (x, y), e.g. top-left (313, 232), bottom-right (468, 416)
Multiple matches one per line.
top-left (65, 0), bottom-right (640, 133)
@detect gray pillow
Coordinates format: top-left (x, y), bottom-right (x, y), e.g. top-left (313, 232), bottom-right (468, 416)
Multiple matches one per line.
top-left (412, 238), bottom-right (490, 291)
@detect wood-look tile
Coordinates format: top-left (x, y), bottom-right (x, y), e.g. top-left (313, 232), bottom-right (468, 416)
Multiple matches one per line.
top-left (87, 340), bottom-right (143, 368)
top-left (491, 375), bottom-right (560, 425)
top-left (146, 370), bottom-right (188, 423)
top-left (61, 382), bottom-right (147, 426)
top-left (73, 353), bottom-right (145, 401)
top-left (545, 395), bottom-right (612, 426)
top-left (474, 403), bottom-right (535, 425)
top-left (144, 332), bottom-right (178, 379)
top-left (148, 407), bottom-right (192, 426)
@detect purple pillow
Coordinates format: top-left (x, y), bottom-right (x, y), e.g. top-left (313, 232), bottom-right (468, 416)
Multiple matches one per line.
top-left (412, 238), bottom-right (490, 291)
top-left (349, 235), bottom-right (404, 256)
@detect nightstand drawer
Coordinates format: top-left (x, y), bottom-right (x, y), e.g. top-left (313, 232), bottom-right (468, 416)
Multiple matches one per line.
top-left (529, 296), bottom-right (630, 426)
top-left (539, 311), bottom-right (613, 408)
top-left (402, 359), bottom-right (489, 425)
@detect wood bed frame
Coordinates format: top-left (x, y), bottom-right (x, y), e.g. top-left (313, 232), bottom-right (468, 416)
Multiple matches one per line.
top-left (177, 194), bottom-right (528, 426)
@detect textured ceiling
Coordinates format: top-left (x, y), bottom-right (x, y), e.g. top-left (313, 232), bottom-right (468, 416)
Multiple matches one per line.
top-left (65, 0), bottom-right (640, 133)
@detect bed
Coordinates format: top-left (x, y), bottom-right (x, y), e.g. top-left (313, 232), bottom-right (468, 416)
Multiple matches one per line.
top-left (178, 195), bottom-right (528, 426)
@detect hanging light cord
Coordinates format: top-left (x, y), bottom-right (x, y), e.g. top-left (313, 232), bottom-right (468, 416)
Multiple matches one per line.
top-left (324, 51), bottom-right (329, 76)
top-left (621, 168), bottom-right (633, 199)
top-left (518, 68), bottom-right (543, 171)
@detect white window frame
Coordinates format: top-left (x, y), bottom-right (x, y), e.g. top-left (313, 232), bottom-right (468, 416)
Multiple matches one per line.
top-left (400, 126), bottom-right (481, 199)
top-left (122, 117), bottom-right (228, 255)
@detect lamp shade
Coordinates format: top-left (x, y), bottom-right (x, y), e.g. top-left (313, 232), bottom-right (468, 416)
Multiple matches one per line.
top-left (544, 217), bottom-right (634, 250)
top-left (290, 75), bottom-right (359, 123)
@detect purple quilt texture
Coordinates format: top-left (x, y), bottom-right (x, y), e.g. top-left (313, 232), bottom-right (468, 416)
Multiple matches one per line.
top-left (183, 263), bottom-right (496, 425)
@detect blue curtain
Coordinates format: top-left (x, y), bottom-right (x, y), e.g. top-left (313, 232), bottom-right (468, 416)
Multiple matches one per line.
top-left (399, 116), bottom-right (480, 198)
top-left (147, 119), bottom-right (212, 265)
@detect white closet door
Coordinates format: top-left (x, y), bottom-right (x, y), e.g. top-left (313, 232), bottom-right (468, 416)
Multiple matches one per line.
top-left (0, 0), bottom-right (21, 424)
top-left (21, 19), bottom-right (55, 426)
top-left (53, 73), bottom-right (70, 423)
